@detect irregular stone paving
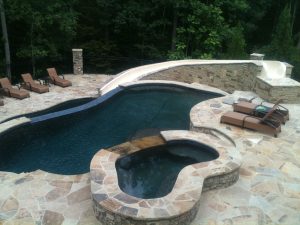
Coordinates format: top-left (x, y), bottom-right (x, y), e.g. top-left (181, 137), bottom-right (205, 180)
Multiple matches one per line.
top-left (0, 171), bottom-right (98, 225)
top-left (0, 74), bottom-right (114, 123)
top-left (190, 91), bottom-right (300, 225)
top-left (0, 75), bottom-right (300, 225)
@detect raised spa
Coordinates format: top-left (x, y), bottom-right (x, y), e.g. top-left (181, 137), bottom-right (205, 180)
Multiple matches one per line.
top-left (91, 131), bottom-right (241, 225)
top-left (0, 84), bottom-right (222, 174)
top-left (116, 141), bottom-right (219, 199)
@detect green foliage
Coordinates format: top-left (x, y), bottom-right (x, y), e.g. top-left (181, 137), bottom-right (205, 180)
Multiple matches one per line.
top-left (169, 0), bottom-right (227, 60)
top-left (262, 4), bottom-right (300, 80)
top-left (1, 0), bottom-right (300, 77)
top-left (223, 24), bottom-right (247, 59)
top-left (264, 5), bottom-right (294, 60)
top-left (4, 0), bottom-right (78, 79)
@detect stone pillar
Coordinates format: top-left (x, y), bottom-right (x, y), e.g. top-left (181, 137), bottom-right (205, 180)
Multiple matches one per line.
top-left (72, 49), bottom-right (83, 75)
top-left (284, 62), bottom-right (294, 78)
top-left (250, 53), bottom-right (265, 60)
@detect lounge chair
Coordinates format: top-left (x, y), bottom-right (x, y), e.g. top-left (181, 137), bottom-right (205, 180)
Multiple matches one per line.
top-left (233, 99), bottom-right (289, 124)
top-left (0, 78), bottom-right (30, 99)
top-left (46, 68), bottom-right (72, 87)
top-left (0, 90), bottom-right (3, 106)
top-left (220, 105), bottom-right (281, 137)
top-left (21, 73), bottom-right (49, 94)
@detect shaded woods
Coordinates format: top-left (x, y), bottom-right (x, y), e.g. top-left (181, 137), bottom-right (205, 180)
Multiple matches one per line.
top-left (0, 0), bottom-right (300, 81)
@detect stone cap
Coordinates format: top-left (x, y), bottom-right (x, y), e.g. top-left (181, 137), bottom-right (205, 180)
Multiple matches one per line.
top-left (250, 53), bottom-right (265, 60)
top-left (72, 49), bottom-right (83, 52)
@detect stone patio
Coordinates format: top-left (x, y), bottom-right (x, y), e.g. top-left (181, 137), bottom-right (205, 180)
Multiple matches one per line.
top-left (0, 74), bottom-right (300, 225)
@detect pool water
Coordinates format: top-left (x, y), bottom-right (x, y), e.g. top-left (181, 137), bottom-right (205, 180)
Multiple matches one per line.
top-left (116, 142), bottom-right (218, 198)
top-left (0, 87), bottom-right (221, 174)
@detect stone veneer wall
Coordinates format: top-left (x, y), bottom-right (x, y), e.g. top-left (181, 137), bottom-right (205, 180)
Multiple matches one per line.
top-left (93, 201), bottom-right (201, 225)
top-left (202, 169), bottom-right (239, 191)
top-left (254, 78), bottom-right (300, 103)
top-left (140, 63), bottom-right (300, 103)
top-left (92, 169), bottom-right (239, 225)
top-left (141, 63), bottom-right (260, 94)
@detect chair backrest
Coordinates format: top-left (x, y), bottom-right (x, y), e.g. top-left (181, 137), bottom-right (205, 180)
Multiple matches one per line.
top-left (47, 68), bottom-right (58, 81)
top-left (0, 77), bottom-right (12, 89)
top-left (21, 73), bottom-right (34, 84)
top-left (262, 104), bottom-right (278, 122)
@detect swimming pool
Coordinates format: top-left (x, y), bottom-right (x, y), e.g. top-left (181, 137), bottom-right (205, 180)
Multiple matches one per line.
top-left (0, 85), bottom-right (222, 174)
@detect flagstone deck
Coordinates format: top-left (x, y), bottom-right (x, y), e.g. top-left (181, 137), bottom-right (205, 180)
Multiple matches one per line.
top-left (0, 75), bottom-right (299, 225)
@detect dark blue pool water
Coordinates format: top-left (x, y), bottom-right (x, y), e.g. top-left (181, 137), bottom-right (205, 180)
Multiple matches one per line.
top-left (116, 142), bottom-right (218, 198)
top-left (0, 86), bottom-right (222, 174)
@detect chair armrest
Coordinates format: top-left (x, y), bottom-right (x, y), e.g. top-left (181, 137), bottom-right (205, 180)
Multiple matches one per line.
top-left (59, 75), bottom-right (65, 79)
top-left (23, 82), bottom-right (32, 90)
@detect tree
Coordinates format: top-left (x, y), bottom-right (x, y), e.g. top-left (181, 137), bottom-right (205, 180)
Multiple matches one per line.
top-left (0, 0), bottom-right (11, 80)
top-left (267, 5), bottom-right (294, 60)
top-left (223, 24), bottom-right (247, 59)
top-left (5, 0), bottom-right (77, 79)
top-left (168, 0), bottom-right (228, 59)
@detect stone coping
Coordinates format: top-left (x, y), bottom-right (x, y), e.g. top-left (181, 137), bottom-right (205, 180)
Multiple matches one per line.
top-left (90, 130), bottom-right (241, 224)
top-left (0, 117), bottom-right (30, 135)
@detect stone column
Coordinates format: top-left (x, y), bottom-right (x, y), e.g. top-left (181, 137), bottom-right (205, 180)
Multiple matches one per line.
top-left (284, 63), bottom-right (294, 78)
top-left (72, 49), bottom-right (83, 75)
top-left (250, 53), bottom-right (265, 60)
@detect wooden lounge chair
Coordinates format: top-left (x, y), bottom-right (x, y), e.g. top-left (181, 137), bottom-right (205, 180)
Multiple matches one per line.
top-left (47, 68), bottom-right (72, 87)
top-left (21, 73), bottom-right (49, 94)
top-left (220, 106), bottom-right (281, 137)
top-left (0, 90), bottom-right (3, 106)
top-left (233, 99), bottom-right (289, 124)
top-left (0, 78), bottom-right (30, 100)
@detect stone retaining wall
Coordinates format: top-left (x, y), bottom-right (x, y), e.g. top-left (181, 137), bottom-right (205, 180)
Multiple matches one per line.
top-left (141, 63), bottom-right (260, 94)
top-left (141, 63), bottom-right (300, 103)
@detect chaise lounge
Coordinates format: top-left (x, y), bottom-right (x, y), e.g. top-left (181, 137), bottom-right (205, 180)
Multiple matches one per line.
top-left (47, 68), bottom-right (72, 87)
top-left (21, 73), bottom-right (49, 94)
top-left (220, 105), bottom-right (281, 137)
top-left (0, 77), bottom-right (30, 100)
top-left (233, 99), bottom-right (289, 124)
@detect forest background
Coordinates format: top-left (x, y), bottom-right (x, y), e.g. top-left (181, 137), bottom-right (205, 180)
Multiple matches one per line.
top-left (0, 0), bottom-right (300, 82)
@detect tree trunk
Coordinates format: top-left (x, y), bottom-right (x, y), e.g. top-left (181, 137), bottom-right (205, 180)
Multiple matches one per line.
top-left (171, 6), bottom-right (178, 51)
top-left (0, 0), bottom-right (11, 80)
